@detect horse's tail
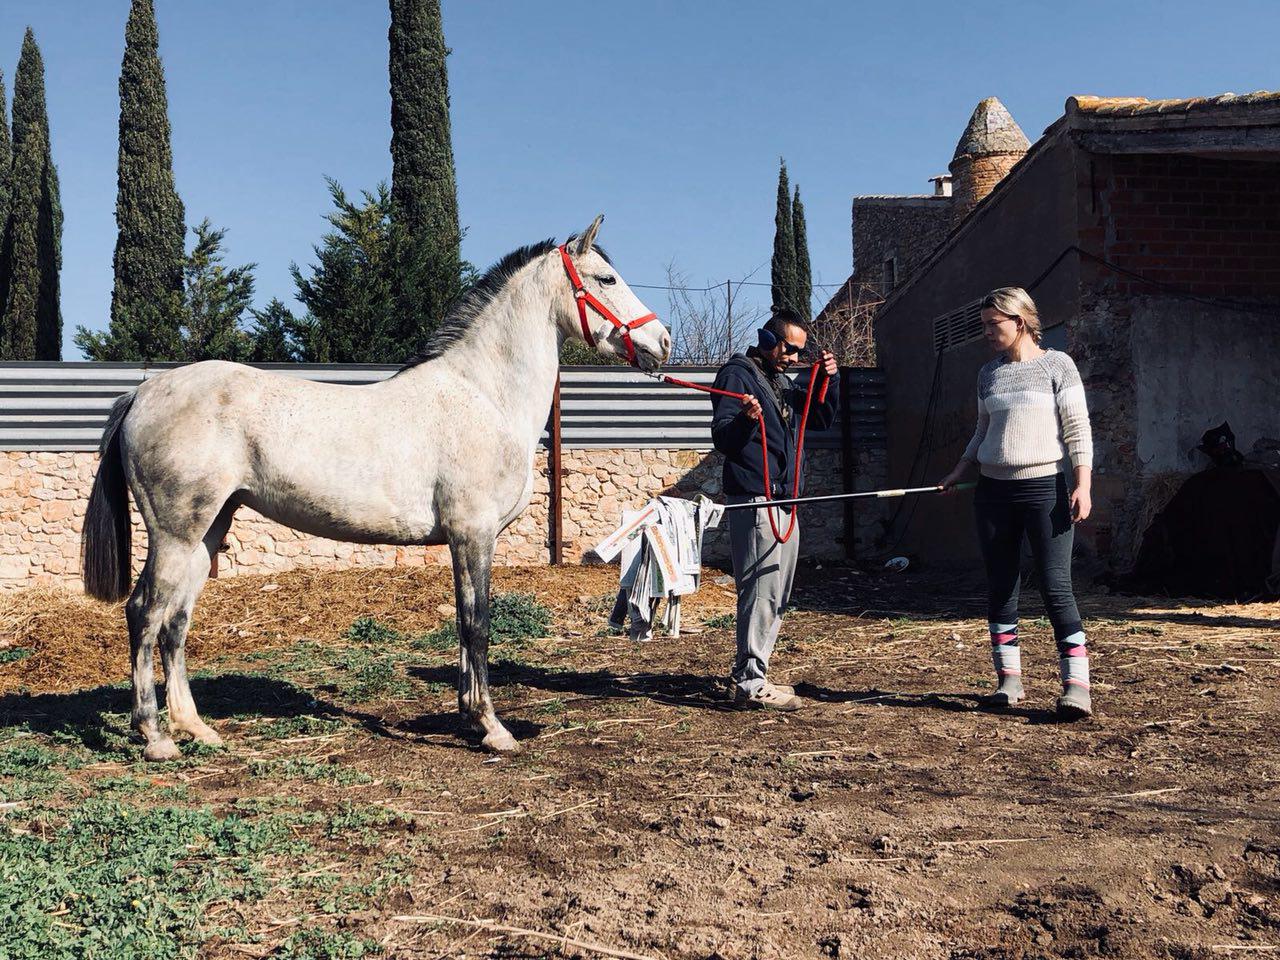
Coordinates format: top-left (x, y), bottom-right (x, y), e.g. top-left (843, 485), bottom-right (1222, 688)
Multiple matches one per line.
top-left (83, 392), bottom-right (136, 602)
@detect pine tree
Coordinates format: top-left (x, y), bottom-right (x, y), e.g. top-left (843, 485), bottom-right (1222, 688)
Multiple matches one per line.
top-left (770, 159), bottom-right (796, 315)
top-left (2, 30), bottom-right (62, 359)
top-left (78, 0), bottom-right (186, 361)
top-left (290, 179), bottom-right (398, 363)
top-left (180, 219), bottom-right (255, 362)
top-left (388, 0), bottom-right (466, 354)
top-left (792, 185), bottom-right (812, 322)
top-left (247, 298), bottom-right (303, 363)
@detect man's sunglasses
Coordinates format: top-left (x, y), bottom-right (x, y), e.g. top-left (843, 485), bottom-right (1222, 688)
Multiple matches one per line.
top-left (782, 341), bottom-right (804, 356)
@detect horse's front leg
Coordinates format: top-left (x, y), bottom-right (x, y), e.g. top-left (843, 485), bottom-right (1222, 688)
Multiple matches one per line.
top-left (450, 535), bottom-right (519, 753)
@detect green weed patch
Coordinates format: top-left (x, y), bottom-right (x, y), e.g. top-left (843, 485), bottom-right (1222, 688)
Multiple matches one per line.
top-left (278, 926), bottom-right (382, 959)
top-left (414, 592), bottom-right (551, 656)
top-left (0, 800), bottom-right (308, 960)
top-left (249, 757), bottom-right (374, 787)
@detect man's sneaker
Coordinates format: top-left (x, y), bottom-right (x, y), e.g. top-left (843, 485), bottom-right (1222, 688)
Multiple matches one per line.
top-left (731, 681), bottom-right (804, 712)
top-left (1056, 684), bottom-right (1093, 720)
top-left (978, 675), bottom-right (1025, 710)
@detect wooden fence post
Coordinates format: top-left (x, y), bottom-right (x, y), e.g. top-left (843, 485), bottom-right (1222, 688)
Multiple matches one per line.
top-left (839, 369), bottom-right (856, 561)
top-left (549, 374), bottom-right (563, 565)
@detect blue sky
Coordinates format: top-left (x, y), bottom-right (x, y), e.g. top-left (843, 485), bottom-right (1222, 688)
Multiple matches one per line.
top-left (2, 1), bottom-right (1276, 358)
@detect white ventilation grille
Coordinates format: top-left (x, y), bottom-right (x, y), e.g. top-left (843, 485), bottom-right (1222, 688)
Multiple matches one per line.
top-left (933, 300), bottom-right (984, 353)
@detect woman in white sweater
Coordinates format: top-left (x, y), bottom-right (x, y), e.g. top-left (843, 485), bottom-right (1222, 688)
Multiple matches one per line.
top-left (939, 287), bottom-right (1094, 719)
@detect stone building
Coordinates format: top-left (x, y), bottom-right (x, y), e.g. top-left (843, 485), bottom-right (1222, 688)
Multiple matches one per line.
top-left (868, 91), bottom-right (1280, 569)
top-left (816, 98), bottom-right (1027, 354)
top-left (948, 97), bottom-right (1032, 225)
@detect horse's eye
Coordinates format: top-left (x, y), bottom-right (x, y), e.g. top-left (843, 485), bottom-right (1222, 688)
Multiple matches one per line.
top-left (596, 275), bottom-right (617, 286)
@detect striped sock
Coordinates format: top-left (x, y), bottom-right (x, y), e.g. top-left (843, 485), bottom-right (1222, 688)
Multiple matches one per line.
top-left (1057, 631), bottom-right (1090, 690)
top-left (989, 621), bottom-right (1021, 680)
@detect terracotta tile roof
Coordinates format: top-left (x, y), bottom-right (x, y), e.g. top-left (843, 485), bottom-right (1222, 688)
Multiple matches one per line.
top-left (1067, 91), bottom-right (1280, 117)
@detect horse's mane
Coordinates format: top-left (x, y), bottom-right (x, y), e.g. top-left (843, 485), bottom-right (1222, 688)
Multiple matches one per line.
top-left (398, 237), bottom-right (613, 371)
top-left (399, 239), bottom-right (557, 370)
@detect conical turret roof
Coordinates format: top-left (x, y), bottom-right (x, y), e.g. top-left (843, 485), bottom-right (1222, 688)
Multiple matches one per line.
top-left (952, 97), bottom-right (1030, 160)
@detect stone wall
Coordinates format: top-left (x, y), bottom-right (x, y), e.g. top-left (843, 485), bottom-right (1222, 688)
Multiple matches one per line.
top-left (1070, 152), bottom-right (1280, 566)
top-left (1, 446), bottom-right (888, 591)
top-left (0, 452), bottom-right (93, 583)
top-left (1072, 292), bottom-right (1280, 568)
top-left (553, 447), bottom-right (885, 564)
top-left (851, 196), bottom-right (953, 296)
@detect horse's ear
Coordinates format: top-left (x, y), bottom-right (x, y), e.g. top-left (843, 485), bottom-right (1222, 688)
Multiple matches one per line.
top-left (575, 214), bottom-right (604, 256)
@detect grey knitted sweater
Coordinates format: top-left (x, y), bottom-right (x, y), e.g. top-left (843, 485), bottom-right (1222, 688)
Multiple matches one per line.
top-left (961, 350), bottom-right (1093, 481)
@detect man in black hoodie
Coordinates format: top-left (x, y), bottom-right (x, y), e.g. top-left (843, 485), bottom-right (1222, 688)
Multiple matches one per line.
top-left (711, 309), bottom-right (839, 710)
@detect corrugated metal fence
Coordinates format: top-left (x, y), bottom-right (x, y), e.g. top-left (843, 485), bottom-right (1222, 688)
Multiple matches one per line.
top-left (0, 362), bottom-right (885, 451)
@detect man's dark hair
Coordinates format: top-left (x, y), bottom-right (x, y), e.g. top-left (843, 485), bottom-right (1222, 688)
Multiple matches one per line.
top-left (765, 308), bottom-right (808, 337)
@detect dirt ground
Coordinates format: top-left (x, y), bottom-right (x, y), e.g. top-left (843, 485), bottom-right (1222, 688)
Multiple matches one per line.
top-left (2, 561), bottom-right (1279, 959)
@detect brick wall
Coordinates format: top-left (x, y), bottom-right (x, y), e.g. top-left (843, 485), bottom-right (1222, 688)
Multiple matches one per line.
top-left (1090, 154), bottom-right (1280, 299)
top-left (0, 447), bottom-right (887, 591)
top-left (949, 153), bottom-right (1024, 225)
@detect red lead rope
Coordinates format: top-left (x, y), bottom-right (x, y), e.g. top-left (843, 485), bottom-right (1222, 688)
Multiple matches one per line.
top-left (556, 243), bottom-right (828, 540)
top-left (659, 363), bottom-right (830, 543)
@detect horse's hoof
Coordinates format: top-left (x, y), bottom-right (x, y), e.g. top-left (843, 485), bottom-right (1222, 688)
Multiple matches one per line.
top-left (482, 730), bottom-right (522, 755)
top-left (143, 738), bottom-right (181, 762)
top-left (181, 724), bottom-right (223, 746)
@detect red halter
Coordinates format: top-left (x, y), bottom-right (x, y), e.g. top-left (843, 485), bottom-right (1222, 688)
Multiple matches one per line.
top-left (558, 244), bottom-right (658, 366)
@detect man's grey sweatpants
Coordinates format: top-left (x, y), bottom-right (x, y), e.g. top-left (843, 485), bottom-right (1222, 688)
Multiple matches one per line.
top-left (728, 494), bottom-right (800, 695)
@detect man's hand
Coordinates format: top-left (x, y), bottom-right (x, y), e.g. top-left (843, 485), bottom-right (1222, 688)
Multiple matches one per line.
top-left (741, 395), bottom-right (762, 421)
top-left (821, 350), bottom-right (838, 377)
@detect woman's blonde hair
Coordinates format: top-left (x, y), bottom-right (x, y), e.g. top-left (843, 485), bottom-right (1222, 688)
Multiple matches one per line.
top-left (981, 287), bottom-right (1042, 344)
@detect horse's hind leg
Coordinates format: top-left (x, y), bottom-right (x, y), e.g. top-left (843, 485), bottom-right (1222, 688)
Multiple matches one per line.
top-left (127, 502), bottom-right (235, 761)
top-left (160, 503), bottom-right (237, 747)
top-left (450, 535), bottom-right (519, 754)
top-left (128, 537), bottom-right (205, 761)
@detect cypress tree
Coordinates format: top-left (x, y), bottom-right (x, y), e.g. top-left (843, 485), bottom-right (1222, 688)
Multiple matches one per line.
top-left (78, 0), bottom-right (186, 361)
top-left (35, 152), bottom-right (61, 359)
top-left (0, 69), bottom-right (11, 330)
top-left (0, 124), bottom-right (44, 358)
top-left (2, 30), bottom-right (62, 359)
top-left (388, 0), bottom-right (465, 355)
top-left (770, 159), bottom-right (797, 315)
top-left (0, 68), bottom-right (10, 246)
top-left (792, 185), bottom-right (812, 322)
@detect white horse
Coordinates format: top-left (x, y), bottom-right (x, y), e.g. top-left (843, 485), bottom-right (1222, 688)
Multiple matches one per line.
top-left (82, 216), bottom-right (670, 759)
